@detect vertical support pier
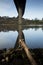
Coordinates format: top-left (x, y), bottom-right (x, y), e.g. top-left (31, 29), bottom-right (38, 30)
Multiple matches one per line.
top-left (18, 8), bottom-right (23, 40)
top-left (18, 8), bottom-right (37, 65)
top-left (15, 4), bottom-right (37, 65)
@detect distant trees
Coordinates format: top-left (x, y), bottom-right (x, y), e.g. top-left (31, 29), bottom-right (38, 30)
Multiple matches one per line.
top-left (35, 18), bottom-right (38, 20)
top-left (42, 18), bottom-right (43, 21)
top-left (0, 16), bottom-right (43, 25)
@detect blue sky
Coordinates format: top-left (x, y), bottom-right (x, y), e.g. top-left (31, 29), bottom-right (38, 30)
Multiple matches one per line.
top-left (0, 0), bottom-right (43, 20)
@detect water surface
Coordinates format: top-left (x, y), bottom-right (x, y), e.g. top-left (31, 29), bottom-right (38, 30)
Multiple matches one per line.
top-left (0, 31), bottom-right (18, 49)
top-left (0, 28), bottom-right (43, 49)
top-left (23, 28), bottom-right (43, 48)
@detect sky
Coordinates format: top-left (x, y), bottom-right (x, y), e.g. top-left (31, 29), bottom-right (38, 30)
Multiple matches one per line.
top-left (0, 0), bottom-right (43, 20)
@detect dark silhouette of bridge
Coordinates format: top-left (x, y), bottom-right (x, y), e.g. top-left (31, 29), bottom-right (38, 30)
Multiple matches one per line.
top-left (13, 0), bottom-right (26, 17)
top-left (13, 0), bottom-right (37, 65)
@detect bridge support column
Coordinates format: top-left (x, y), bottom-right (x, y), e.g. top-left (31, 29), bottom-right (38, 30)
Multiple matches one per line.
top-left (15, 7), bottom-right (37, 65)
top-left (18, 7), bottom-right (23, 39)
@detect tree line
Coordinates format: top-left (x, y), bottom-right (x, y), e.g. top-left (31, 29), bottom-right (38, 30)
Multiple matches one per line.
top-left (0, 16), bottom-right (43, 25)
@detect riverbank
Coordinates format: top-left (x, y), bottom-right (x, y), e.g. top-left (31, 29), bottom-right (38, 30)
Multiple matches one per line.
top-left (0, 24), bottom-right (43, 31)
top-left (0, 17), bottom-right (43, 31)
top-left (0, 17), bottom-right (43, 25)
top-left (0, 48), bottom-right (43, 65)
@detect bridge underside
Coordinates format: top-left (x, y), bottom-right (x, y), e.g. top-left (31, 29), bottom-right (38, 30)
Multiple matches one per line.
top-left (13, 0), bottom-right (26, 16)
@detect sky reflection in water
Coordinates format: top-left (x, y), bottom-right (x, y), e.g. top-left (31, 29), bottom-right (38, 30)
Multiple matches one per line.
top-left (0, 28), bottom-right (43, 49)
top-left (23, 28), bottom-right (43, 48)
top-left (0, 31), bottom-right (18, 49)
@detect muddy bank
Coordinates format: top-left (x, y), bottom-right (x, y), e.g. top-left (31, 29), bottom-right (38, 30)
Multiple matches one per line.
top-left (0, 48), bottom-right (43, 65)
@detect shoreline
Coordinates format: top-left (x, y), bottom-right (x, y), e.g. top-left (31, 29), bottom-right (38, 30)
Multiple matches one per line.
top-left (0, 48), bottom-right (43, 65)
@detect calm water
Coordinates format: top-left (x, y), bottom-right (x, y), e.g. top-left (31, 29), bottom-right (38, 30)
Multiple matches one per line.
top-left (0, 28), bottom-right (43, 49)
top-left (23, 28), bottom-right (43, 48)
top-left (0, 31), bottom-right (18, 49)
